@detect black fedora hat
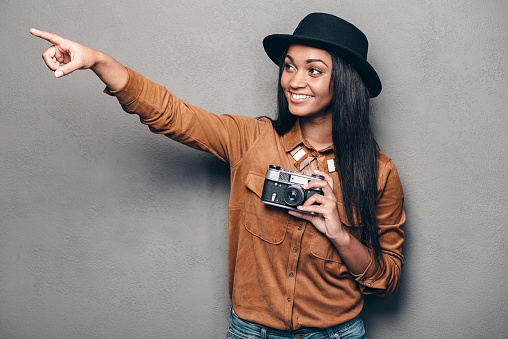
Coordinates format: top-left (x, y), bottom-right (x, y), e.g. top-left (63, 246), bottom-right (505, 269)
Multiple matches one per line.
top-left (263, 12), bottom-right (382, 97)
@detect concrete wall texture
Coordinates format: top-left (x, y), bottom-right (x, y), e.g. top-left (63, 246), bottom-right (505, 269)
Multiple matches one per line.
top-left (1, 0), bottom-right (507, 338)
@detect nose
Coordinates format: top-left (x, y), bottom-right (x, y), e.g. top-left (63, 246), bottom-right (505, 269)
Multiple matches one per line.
top-left (289, 70), bottom-right (307, 89)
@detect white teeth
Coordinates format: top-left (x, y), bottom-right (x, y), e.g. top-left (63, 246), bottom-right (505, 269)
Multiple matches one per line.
top-left (292, 93), bottom-right (312, 100)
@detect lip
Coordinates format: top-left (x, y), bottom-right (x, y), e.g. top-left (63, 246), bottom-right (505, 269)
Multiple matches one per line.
top-left (289, 91), bottom-right (314, 103)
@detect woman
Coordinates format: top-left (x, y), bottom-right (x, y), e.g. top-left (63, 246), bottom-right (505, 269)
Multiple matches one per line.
top-left (31, 12), bottom-right (405, 339)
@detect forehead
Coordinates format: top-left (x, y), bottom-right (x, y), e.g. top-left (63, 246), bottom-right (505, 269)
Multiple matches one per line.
top-left (286, 44), bottom-right (332, 63)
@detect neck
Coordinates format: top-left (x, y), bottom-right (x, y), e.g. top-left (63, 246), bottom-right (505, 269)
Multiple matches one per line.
top-left (299, 115), bottom-right (333, 150)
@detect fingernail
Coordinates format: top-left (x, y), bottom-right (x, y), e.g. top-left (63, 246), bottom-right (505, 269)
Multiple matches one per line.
top-left (55, 70), bottom-right (63, 78)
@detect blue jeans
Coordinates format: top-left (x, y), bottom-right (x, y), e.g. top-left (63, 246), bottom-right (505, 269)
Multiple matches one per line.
top-left (227, 309), bottom-right (366, 339)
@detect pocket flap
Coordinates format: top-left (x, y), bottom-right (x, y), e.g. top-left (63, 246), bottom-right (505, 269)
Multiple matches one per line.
top-left (310, 227), bottom-right (344, 263)
top-left (244, 170), bottom-right (288, 244)
top-left (245, 170), bottom-right (264, 198)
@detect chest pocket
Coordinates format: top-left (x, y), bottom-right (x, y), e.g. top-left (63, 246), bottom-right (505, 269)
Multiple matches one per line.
top-left (310, 227), bottom-right (344, 263)
top-left (310, 202), bottom-right (363, 263)
top-left (244, 170), bottom-right (289, 244)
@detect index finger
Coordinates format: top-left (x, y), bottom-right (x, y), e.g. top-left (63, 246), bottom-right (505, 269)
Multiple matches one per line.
top-left (30, 28), bottom-right (66, 45)
top-left (311, 170), bottom-right (334, 188)
top-left (304, 171), bottom-right (334, 196)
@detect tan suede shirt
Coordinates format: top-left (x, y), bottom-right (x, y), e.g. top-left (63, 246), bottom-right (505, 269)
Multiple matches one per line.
top-left (106, 68), bottom-right (405, 330)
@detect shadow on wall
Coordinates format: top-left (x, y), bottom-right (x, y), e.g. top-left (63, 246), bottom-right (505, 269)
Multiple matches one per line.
top-left (362, 202), bottom-right (413, 329)
top-left (132, 140), bottom-right (233, 330)
top-left (132, 137), bottom-right (231, 194)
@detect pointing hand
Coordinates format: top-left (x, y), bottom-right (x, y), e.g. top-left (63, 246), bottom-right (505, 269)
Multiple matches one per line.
top-left (30, 28), bottom-right (99, 78)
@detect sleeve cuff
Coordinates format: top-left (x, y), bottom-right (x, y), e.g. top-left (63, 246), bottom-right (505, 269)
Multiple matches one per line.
top-left (103, 66), bottom-right (130, 95)
top-left (102, 67), bottom-right (143, 108)
top-left (351, 255), bottom-right (376, 286)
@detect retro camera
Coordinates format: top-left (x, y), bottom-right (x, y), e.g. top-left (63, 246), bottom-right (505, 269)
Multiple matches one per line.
top-left (261, 165), bottom-right (324, 214)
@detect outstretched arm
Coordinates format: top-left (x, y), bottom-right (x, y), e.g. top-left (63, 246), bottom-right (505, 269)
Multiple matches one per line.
top-left (30, 29), bottom-right (128, 91)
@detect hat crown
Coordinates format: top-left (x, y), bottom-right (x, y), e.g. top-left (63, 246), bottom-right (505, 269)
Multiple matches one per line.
top-left (293, 13), bottom-right (368, 59)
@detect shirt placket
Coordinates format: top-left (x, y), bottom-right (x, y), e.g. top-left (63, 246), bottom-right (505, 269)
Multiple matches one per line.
top-left (284, 218), bottom-right (307, 330)
top-left (283, 145), bottom-right (335, 329)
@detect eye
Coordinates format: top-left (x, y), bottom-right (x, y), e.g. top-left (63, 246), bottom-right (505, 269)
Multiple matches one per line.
top-left (308, 67), bottom-right (322, 76)
top-left (284, 63), bottom-right (296, 72)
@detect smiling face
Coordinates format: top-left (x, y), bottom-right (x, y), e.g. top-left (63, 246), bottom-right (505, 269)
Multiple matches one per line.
top-left (280, 44), bottom-right (333, 121)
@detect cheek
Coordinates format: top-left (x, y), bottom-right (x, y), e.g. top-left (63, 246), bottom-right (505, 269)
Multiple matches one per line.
top-left (280, 73), bottom-right (290, 89)
top-left (318, 81), bottom-right (333, 102)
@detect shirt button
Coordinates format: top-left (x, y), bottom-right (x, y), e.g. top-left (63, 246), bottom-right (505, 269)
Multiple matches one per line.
top-left (293, 248), bottom-right (298, 253)
top-left (289, 272), bottom-right (294, 277)
top-left (287, 298), bottom-right (292, 302)
top-left (298, 226), bottom-right (302, 230)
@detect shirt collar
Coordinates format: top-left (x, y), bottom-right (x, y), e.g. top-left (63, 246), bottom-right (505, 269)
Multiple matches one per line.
top-left (282, 120), bottom-right (334, 154)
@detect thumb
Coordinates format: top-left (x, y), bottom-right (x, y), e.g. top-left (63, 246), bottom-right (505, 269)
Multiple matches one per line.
top-left (288, 209), bottom-right (311, 221)
top-left (54, 59), bottom-right (82, 78)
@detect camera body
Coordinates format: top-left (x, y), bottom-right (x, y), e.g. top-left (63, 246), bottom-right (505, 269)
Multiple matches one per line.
top-left (261, 165), bottom-right (324, 214)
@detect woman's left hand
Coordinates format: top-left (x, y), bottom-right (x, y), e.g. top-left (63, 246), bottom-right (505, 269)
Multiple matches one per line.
top-left (288, 171), bottom-right (346, 242)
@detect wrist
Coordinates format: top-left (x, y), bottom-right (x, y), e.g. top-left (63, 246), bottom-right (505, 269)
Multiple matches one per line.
top-left (90, 52), bottom-right (128, 91)
top-left (90, 50), bottom-right (108, 73)
top-left (327, 224), bottom-right (351, 246)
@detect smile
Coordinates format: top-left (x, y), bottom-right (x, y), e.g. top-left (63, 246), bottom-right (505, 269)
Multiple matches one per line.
top-left (291, 93), bottom-right (313, 100)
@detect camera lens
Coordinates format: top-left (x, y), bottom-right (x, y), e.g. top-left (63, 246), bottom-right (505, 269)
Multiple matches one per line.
top-left (283, 185), bottom-right (304, 206)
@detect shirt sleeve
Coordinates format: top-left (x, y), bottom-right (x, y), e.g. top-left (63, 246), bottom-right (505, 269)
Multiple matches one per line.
top-left (352, 158), bottom-right (406, 296)
top-left (104, 67), bottom-right (264, 165)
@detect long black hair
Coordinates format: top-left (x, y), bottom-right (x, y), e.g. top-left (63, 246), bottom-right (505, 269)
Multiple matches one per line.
top-left (271, 49), bottom-right (383, 262)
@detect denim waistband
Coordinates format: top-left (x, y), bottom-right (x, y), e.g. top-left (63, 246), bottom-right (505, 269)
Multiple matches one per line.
top-left (229, 308), bottom-right (364, 338)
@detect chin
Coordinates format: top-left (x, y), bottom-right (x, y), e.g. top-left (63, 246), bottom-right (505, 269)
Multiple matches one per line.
top-left (289, 107), bottom-right (328, 119)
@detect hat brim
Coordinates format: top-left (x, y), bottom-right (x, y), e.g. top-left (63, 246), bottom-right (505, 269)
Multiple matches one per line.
top-left (263, 34), bottom-right (381, 97)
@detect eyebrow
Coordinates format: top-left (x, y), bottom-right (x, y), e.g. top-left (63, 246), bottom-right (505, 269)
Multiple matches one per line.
top-left (285, 54), bottom-right (329, 68)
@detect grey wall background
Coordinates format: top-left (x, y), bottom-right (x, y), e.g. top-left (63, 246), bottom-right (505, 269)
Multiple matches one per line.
top-left (1, 0), bottom-right (507, 338)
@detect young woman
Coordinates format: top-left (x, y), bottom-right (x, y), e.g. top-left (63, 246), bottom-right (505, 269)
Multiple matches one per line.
top-left (31, 12), bottom-right (405, 339)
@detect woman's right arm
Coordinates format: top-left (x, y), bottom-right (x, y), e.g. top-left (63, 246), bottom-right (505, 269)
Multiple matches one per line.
top-left (30, 29), bottom-right (261, 164)
top-left (30, 29), bottom-right (128, 91)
